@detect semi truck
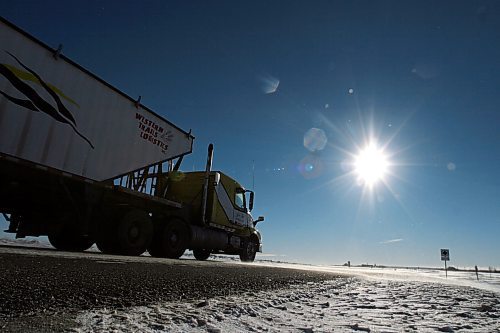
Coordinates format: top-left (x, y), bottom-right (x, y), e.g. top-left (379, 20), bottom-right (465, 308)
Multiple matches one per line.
top-left (0, 17), bottom-right (264, 262)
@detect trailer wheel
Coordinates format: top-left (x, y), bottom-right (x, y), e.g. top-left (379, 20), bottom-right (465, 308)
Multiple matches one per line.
top-left (48, 231), bottom-right (94, 252)
top-left (116, 210), bottom-right (153, 256)
top-left (147, 231), bottom-right (165, 258)
top-left (95, 219), bottom-right (119, 255)
top-left (96, 234), bottom-right (120, 254)
top-left (147, 222), bottom-right (167, 258)
top-left (239, 238), bottom-right (257, 262)
top-left (162, 219), bottom-right (190, 259)
top-left (193, 249), bottom-right (211, 261)
top-left (95, 239), bottom-right (117, 254)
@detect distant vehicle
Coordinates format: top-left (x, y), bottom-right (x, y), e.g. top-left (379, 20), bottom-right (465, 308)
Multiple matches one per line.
top-left (0, 17), bottom-right (264, 262)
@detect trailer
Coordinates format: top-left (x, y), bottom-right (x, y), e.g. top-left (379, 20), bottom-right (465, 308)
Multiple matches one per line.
top-left (0, 17), bottom-right (264, 261)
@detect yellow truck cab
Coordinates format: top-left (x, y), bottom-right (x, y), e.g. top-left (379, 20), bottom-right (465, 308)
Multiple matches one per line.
top-left (158, 169), bottom-right (264, 262)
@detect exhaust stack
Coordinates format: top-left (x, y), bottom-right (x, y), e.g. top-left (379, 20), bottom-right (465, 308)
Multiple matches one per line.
top-left (201, 144), bottom-right (214, 224)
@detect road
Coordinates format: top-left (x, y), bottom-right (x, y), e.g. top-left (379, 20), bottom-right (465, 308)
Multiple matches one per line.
top-left (0, 246), bottom-right (339, 332)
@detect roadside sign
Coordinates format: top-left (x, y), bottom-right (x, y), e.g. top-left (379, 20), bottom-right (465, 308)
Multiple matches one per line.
top-left (440, 249), bottom-right (450, 278)
top-left (441, 249), bottom-right (450, 261)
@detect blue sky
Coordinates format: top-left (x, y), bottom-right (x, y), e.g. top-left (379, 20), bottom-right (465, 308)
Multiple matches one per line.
top-left (2, 1), bottom-right (500, 267)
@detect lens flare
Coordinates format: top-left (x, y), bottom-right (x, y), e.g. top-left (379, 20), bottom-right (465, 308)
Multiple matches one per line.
top-left (304, 128), bottom-right (327, 152)
top-left (298, 154), bottom-right (324, 179)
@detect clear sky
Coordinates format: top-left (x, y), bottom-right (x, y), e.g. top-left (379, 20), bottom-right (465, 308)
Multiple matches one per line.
top-left (2, 1), bottom-right (500, 267)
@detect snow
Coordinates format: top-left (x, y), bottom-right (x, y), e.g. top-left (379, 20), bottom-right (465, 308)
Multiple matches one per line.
top-left (75, 262), bottom-right (500, 332)
top-left (76, 274), bottom-right (500, 332)
top-left (243, 262), bottom-right (500, 294)
top-left (0, 237), bottom-right (52, 249)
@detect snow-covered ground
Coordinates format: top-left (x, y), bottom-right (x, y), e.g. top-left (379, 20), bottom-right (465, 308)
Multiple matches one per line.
top-left (243, 262), bottom-right (500, 295)
top-left (0, 237), bottom-right (53, 249)
top-left (74, 262), bottom-right (500, 332)
top-left (76, 270), bottom-right (499, 333)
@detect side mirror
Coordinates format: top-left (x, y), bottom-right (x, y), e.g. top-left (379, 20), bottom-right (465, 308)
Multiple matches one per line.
top-left (249, 191), bottom-right (254, 211)
top-left (254, 216), bottom-right (264, 225)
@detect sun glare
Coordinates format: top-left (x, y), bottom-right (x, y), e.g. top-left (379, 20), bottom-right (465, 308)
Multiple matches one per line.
top-left (354, 143), bottom-right (389, 186)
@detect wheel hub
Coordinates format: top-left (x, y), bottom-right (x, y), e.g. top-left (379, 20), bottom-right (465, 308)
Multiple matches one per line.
top-left (170, 232), bottom-right (178, 244)
top-left (129, 226), bottom-right (139, 240)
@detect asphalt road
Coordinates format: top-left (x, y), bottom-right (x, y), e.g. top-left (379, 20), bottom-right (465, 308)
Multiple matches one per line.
top-left (0, 246), bottom-right (339, 332)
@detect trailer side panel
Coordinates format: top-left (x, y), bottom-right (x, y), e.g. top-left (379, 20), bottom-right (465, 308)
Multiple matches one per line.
top-left (0, 18), bottom-right (193, 181)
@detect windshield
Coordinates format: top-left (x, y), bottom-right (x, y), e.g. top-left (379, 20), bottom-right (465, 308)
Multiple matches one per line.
top-left (234, 191), bottom-right (245, 210)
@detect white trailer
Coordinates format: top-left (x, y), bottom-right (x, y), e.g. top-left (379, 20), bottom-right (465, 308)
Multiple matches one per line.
top-left (0, 17), bottom-right (193, 181)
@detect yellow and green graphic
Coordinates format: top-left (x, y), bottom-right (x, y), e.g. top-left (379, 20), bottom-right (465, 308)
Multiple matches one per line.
top-left (0, 51), bottom-right (94, 148)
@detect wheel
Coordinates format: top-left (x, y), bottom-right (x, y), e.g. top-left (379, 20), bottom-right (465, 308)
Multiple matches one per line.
top-left (162, 219), bottom-right (190, 259)
top-left (147, 225), bottom-right (166, 258)
top-left (48, 230), bottom-right (94, 252)
top-left (116, 210), bottom-right (153, 256)
top-left (147, 218), bottom-right (190, 259)
top-left (95, 235), bottom-right (119, 254)
top-left (95, 240), bottom-right (118, 254)
top-left (239, 238), bottom-right (257, 262)
top-left (95, 219), bottom-right (119, 254)
top-left (193, 248), bottom-right (211, 261)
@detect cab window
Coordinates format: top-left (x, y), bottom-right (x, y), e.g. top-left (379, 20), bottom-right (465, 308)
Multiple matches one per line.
top-left (235, 191), bottom-right (245, 210)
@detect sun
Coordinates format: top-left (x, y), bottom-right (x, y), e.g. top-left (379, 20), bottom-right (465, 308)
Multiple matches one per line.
top-left (354, 143), bottom-right (389, 186)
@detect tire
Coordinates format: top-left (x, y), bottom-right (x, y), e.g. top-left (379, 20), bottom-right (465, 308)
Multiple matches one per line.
top-left (116, 210), bottom-right (153, 256)
top-left (162, 219), bottom-right (190, 259)
top-left (95, 219), bottom-right (119, 255)
top-left (48, 230), bottom-right (94, 252)
top-left (239, 238), bottom-right (257, 262)
top-left (95, 236), bottom-right (119, 254)
top-left (193, 248), bottom-right (211, 261)
top-left (147, 225), bottom-right (166, 258)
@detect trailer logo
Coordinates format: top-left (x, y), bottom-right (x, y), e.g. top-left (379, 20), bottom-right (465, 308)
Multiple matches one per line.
top-left (135, 113), bottom-right (173, 153)
top-left (0, 51), bottom-right (94, 148)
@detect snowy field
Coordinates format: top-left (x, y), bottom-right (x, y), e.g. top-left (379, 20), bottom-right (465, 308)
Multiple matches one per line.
top-left (1, 239), bottom-right (498, 332)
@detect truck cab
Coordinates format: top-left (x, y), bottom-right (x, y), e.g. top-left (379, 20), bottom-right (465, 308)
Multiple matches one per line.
top-left (159, 170), bottom-right (264, 261)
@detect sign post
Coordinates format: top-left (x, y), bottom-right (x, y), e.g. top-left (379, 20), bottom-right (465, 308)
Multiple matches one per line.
top-left (441, 249), bottom-right (450, 278)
